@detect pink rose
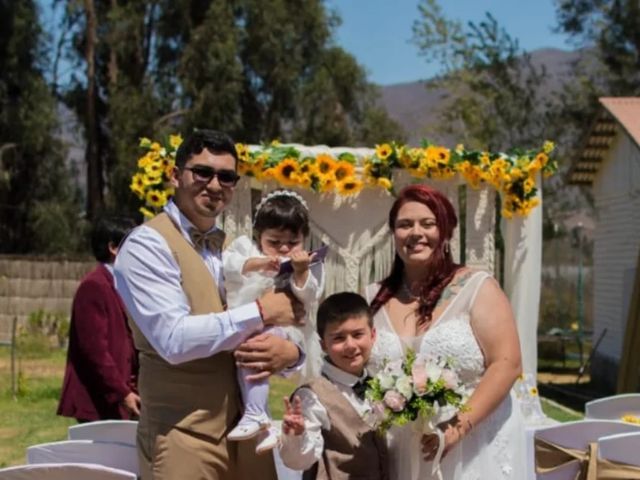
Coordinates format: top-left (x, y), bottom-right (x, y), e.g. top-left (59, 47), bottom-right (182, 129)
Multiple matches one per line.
top-left (412, 362), bottom-right (428, 395)
top-left (441, 368), bottom-right (460, 390)
top-left (383, 390), bottom-right (406, 412)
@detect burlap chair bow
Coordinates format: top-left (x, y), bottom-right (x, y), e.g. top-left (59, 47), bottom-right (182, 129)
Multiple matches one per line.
top-left (189, 228), bottom-right (226, 253)
top-left (535, 437), bottom-right (640, 480)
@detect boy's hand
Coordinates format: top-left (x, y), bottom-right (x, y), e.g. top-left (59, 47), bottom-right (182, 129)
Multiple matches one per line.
top-left (242, 256), bottom-right (280, 275)
top-left (282, 396), bottom-right (305, 436)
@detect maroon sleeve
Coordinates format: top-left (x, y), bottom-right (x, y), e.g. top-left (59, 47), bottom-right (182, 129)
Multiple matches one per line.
top-left (72, 278), bottom-right (131, 403)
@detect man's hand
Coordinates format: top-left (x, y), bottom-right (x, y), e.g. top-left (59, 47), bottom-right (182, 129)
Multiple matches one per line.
top-left (234, 333), bottom-right (301, 380)
top-left (258, 290), bottom-right (305, 327)
top-left (282, 396), bottom-right (305, 436)
top-left (122, 391), bottom-right (141, 417)
top-left (242, 256), bottom-right (280, 275)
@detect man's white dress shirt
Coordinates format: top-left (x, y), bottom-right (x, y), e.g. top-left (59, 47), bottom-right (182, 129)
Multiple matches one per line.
top-left (114, 200), bottom-right (265, 365)
top-left (279, 361), bottom-right (371, 471)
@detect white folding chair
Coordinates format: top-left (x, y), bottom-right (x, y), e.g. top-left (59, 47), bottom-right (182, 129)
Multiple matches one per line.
top-left (0, 462), bottom-right (136, 479)
top-left (68, 420), bottom-right (138, 445)
top-left (598, 431), bottom-right (640, 467)
top-left (533, 419), bottom-right (640, 479)
top-left (26, 440), bottom-right (139, 476)
top-left (584, 393), bottom-right (640, 420)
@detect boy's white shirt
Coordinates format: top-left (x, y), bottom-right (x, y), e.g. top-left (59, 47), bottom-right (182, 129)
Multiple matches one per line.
top-left (278, 360), bottom-right (372, 472)
top-left (223, 235), bottom-right (325, 379)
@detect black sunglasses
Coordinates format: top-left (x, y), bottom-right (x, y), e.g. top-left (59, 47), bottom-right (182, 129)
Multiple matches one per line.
top-left (183, 165), bottom-right (240, 187)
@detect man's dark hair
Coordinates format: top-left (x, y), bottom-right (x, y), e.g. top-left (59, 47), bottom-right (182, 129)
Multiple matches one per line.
top-left (317, 292), bottom-right (373, 338)
top-left (175, 129), bottom-right (239, 169)
top-left (91, 217), bottom-right (136, 263)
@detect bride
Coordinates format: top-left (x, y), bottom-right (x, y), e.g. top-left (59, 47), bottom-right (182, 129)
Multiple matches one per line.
top-left (365, 184), bottom-right (525, 479)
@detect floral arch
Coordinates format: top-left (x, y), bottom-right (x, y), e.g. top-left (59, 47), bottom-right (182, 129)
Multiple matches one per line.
top-left (130, 136), bottom-right (556, 413)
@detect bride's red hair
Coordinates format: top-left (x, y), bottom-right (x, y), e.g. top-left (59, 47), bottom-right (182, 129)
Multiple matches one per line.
top-left (370, 184), bottom-right (462, 327)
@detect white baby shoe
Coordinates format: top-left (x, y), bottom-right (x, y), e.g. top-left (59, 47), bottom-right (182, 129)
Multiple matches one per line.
top-left (227, 417), bottom-right (269, 441)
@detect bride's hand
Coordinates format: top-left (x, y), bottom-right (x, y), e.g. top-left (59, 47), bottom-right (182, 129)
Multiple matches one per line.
top-left (421, 415), bottom-right (470, 461)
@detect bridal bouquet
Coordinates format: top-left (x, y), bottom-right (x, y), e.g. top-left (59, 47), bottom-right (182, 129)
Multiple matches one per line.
top-left (365, 350), bottom-right (468, 433)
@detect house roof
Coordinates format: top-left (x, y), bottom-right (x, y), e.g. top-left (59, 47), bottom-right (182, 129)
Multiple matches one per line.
top-left (569, 97), bottom-right (640, 186)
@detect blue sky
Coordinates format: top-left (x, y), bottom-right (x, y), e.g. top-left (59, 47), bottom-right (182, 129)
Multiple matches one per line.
top-left (326, 0), bottom-right (572, 85)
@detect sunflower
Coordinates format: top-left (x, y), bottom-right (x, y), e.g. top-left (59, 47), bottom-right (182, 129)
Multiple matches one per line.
top-left (139, 206), bottom-right (155, 219)
top-left (235, 143), bottom-right (250, 162)
top-left (238, 160), bottom-right (251, 176)
top-left (377, 177), bottom-right (393, 191)
top-left (375, 143), bottom-right (392, 160)
top-left (535, 152), bottom-right (549, 167)
top-left (318, 172), bottom-right (336, 193)
top-left (315, 154), bottom-right (337, 175)
top-left (130, 174), bottom-right (146, 199)
top-left (299, 161), bottom-right (317, 177)
top-left (293, 173), bottom-right (312, 189)
top-left (273, 158), bottom-right (300, 186)
top-left (169, 134), bottom-right (183, 149)
top-left (141, 173), bottom-right (162, 187)
top-left (523, 177), bottom-right (535, 194)
top-left (145, 161), bottom-right (165, 179)
top-left (334, 161), bottom-right (355, 181)
top-left (146, 189), bottom-right (168, 208)
top-left (337, 177), bottom-right (364, 196)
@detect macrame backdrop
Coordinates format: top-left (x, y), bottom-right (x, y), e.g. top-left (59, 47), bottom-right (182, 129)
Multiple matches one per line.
top-left (220, 146), bottom-right (539, 384)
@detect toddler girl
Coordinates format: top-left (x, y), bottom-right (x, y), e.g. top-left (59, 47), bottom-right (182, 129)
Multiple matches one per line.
top-left (223, 190), bottom-right (324, 454)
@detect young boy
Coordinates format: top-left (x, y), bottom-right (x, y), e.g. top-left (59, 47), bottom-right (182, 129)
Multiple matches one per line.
top-left (279, 292), bottom-right (389, 479)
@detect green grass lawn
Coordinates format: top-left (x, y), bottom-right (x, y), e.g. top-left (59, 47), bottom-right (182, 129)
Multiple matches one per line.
top-left (0, 348), bottom-right (583, 468)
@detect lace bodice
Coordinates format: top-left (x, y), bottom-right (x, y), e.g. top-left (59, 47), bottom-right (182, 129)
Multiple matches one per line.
top-left (366, 270), bottom-right (489, 390)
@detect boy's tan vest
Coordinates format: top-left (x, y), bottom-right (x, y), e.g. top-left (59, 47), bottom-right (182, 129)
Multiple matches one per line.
top-left (130, 212), bottom-right (275, 479)
top-left (300, 376), bottom-right (389, 480)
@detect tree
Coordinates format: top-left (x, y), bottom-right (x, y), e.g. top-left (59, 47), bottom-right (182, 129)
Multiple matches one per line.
top-left (412, 0), bottom-right (550, 151)
top-left (0, 0), bottom-right (84, 254)
top-left (555, 0), bottom-right (640, 95)
top-left (57, 0), bottom-right (404, 217)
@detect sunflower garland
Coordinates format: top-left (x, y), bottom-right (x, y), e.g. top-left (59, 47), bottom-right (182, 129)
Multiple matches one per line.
top-left (131, 137), bottom-right (557, 219)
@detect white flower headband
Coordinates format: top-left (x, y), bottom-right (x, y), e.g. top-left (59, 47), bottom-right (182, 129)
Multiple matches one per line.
top-left (253, 190), bottom-right (309, 226)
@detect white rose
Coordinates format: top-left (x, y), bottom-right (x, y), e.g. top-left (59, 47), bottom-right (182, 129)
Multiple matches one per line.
top-left (425, 363), bottom-right (443, 382)
top-left (395, 374), bottom-right (413, 399)
top-left (378, 372), bottom-right (395, 390)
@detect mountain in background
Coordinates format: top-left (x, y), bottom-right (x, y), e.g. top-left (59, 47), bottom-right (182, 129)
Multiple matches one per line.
top-left (377, 48), bottom-right (582, 145)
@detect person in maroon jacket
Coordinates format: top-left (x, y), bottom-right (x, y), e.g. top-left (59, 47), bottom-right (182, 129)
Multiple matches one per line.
top-left (58, 216), bottom-right (139, 422)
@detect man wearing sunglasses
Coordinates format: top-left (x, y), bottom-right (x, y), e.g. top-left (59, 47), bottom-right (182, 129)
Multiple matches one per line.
top-left (114, 129), bottom-right (303, 480)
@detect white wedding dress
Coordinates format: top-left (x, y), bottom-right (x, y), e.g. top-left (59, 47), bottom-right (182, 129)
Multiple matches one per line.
top-left (365, 270), bottom-right (526, 480)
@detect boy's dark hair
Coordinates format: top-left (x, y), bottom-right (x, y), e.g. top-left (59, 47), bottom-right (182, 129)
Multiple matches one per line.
top-left (253, 193), bottom-right (310, 241)
top-left (91, 217), bottom-right (136, 263)
top-left (175, 129), bottom-right (238, 168)
top-left (317, 292), bottom-right (373, 338)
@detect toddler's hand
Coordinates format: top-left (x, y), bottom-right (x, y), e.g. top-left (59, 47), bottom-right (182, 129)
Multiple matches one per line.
top-left (282, 396), bottom-right (305, 436)
top-left (289, 250), bottom-right (316, 275)
top-left (242, 256), bottom-right (280, 275)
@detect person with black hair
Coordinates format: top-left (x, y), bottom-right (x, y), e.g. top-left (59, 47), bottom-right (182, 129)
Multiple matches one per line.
top-left (114, 129), bottom-right (304, 479)
top-left (223, 189), bottom-right (325, 454)
top-left (58, 216), bottom-right (139, 422)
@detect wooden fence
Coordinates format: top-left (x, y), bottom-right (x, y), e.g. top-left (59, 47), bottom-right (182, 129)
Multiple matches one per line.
top-left (0, 256), bottom-right (95, 342)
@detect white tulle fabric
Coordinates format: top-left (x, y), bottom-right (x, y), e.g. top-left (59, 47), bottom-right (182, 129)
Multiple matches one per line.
top-left (365, 271), bottom-right (526, 480)
top-left (223, 235), bottom-right (324, 381)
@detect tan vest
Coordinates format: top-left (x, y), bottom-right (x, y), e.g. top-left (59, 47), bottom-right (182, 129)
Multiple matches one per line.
top-left (130, 213), bottom-right (238, 450)
top-left (300, 376), bottom-right (389, 480)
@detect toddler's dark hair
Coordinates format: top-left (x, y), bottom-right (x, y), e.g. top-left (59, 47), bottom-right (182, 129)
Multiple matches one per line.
top-left (317, 292), bottom-right (373, 338)
top-left (253, 192), bottom-right (310, 240)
